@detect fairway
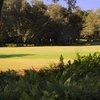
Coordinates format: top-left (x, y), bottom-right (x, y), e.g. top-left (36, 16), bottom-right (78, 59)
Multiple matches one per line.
top-left (0, 46), bottom-right (100, 71)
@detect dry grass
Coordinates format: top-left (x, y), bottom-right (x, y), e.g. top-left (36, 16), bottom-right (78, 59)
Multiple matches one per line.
top-left (0, 59), bottom-right (58, 71)
top-left (0, 46), bottom-right (100, 71)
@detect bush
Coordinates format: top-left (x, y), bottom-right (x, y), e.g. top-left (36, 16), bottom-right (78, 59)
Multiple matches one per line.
top-left (0, 53), bottom-right (100, 100)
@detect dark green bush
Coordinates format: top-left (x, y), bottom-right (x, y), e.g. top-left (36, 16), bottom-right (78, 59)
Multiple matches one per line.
top-left (0, 53), bottom-right (100, 100)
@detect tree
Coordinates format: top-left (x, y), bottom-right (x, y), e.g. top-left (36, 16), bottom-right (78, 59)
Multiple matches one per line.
top-left (68, 6), bottom-right (83, 41)
top-left (0, 0), bottom-right (7, 46)
top-left (1, 0), bottom-right (100, 46)
top-left (18, 1), bottom-right (52, 46)
top-left (47, 4), bottom-right (68, 45)
top-left (0, 0), bottom-right (4, 16)
top-left (81, 10), bottom-right (100, 41)
top-left (95, 9), bottom-right (100, 38)
top-left (53, 0), bottom-right (76, 10)
top-left (1, 0), bottom-right (32, 46)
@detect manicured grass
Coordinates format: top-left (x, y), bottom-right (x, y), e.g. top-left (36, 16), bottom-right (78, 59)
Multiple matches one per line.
top-left (0, 46), bottom-right (100, 71)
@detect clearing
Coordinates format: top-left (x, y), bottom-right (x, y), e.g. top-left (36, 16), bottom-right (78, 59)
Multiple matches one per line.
top-left (0, 46), bottom-right (100, 71)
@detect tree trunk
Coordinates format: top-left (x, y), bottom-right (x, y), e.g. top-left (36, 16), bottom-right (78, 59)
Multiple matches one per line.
top-left (0, 0), bottom-right (4, 17)
top-left (0, 0), bottom-right (4, 38)
top-left (0, 0), bottom-right (4, 29)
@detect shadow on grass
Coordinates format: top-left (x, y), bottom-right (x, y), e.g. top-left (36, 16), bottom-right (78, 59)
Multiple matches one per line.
top-left (0, 54), bottom-right (35, 58)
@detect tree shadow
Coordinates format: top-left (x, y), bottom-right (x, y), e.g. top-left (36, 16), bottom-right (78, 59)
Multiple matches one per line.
top-left (0, 54), bottom-right (35, 58)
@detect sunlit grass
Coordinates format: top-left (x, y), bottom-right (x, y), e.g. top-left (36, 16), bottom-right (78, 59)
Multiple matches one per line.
top-left (0, 46), bottom-right (100, 71)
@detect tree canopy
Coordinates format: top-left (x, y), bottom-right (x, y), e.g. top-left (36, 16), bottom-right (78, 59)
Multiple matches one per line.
top-left (0, 0), bottom-right (100, 46)
top-left (53, 0), bottom-right (76, 10)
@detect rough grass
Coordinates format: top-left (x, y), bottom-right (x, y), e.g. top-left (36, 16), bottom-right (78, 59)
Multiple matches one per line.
top-left (0, 46), bottom-right (100, 71)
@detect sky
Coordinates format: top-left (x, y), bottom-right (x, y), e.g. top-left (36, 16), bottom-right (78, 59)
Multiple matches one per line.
top-left (27, 0), bottom-right (100, 11)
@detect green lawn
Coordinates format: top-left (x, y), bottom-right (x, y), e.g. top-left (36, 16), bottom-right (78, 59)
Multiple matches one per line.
top-left (0, 46), bottom-right (100, 71)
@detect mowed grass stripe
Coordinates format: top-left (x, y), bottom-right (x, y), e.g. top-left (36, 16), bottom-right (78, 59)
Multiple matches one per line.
top-left (0, 46), bottom-right (100, 71)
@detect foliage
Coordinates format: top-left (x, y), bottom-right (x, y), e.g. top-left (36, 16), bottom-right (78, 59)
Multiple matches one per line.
top-left (1, 1), bottom-right (100, 46)
top-left (0, 53), bottom-right (100, 100)
top-left (0, 0), bottom-right (100, 46)
top-left (81, 10), bottom-right (100, 41)
top-left (53, 0), bottom-right (76, 10)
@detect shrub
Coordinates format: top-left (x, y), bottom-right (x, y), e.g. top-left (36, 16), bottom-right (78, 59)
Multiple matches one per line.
top-left (0, 53), bottom-right (100, 100)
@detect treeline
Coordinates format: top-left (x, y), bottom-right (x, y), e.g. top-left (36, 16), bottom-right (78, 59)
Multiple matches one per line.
top-left (0, 0), bottom-right (100, 46)
top-left (0, 53), bottom-right (100, 99)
